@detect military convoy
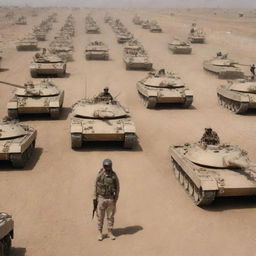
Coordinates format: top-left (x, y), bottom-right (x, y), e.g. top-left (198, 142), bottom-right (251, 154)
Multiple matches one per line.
top-left (0, 118), bottom-right (36, 168)
top-left (217, 78), bottom-right (256, 114)
top-left (2, 80), bottom-right (64, 119)
top-left (169, 140), bottom-right (256, 206)
top-left (70, 97), bottom-right (136, 149)
top-left (137, 69), bottom-right (193, 108)
top-left (16, 34), bottom-right (38, 51)
top-left (0, 212), bottom-right (14, 256)
top-left (85, 41), bottom-right (109, 60)
top-left (168, 39), bottom-right (192, 54)
top-left (30, 51), bottom-right (67, 78)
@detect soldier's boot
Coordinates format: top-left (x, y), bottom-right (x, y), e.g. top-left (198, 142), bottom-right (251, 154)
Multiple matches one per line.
top-left (97, 230), bottom-right (103, 241)
top-left (108, 229), bottom-right (116, 240)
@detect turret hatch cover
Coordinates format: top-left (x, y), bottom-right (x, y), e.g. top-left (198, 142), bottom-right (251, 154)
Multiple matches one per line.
top-left (143, 77), bottom-right (185, 88)
top-left (0, 123), bottom-right (27, 139)
top-left (230, 80), bottom-right (256, 93)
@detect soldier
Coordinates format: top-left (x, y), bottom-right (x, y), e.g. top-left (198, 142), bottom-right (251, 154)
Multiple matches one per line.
top-left (200, 128), bottom-right (220, 146)
top-left (250, 64), bottom-right (255, 79)
top-left (96, 87), bottom-right (113, 101)
top-left (94, 159), bottom-right (120, 241)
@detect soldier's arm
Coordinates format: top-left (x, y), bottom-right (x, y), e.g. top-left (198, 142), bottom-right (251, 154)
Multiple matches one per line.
top-left (115, 174), bottom-right (120, 201)
top-left (93, 171), bottom-right (101, 199)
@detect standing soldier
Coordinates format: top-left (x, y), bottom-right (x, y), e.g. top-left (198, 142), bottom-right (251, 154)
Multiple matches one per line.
top-left (93, 159), bottom-right (120, 241)
top-left (200, 128), bottom-right (220, 146)
top-left (250, 64), bottom-right (255, 79)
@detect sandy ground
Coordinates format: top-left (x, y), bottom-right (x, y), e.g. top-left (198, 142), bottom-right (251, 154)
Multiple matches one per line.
top-left (0, 7), bottom-right (256, 256)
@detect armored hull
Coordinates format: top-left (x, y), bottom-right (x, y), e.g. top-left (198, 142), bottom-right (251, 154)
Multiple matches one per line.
top-left (169, 143), bottom-right (256, 206)
top-left (123, 55), bottom-right (152, 70)
top-left (7, 80), bottom-right (64, 119)
top-left (137, 71), bottom-right (193, 108)
top-left (217, 79), bottom-right (256, 114)
top-left (0, 120), bottom-right (37, 168)
top-left (168, 40), bottom-right (192, 54)
top-left (203, 57), bottom-right (244, 79)
top-left (16, 38), bottom-right (38, 51)
top-left (70, 99), bottom-right (136, 149)
top-left (0, 212), bottom-right (14, 256)
top-left (85, 42), bottom-right (109, 60)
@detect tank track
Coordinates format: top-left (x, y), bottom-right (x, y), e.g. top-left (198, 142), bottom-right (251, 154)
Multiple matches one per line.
top-left (0, 234), bottom-right (12, 256)
top-left (218, 71), bottom-right (244, 79)
top-left (49, 108), bottom-right (60, 119)
top-left (7, 109), bottom-right (18, 119)
top-left (172, 159), bottom-right (216, 206)
top-left (71, 133), bottom-right (82, 149)
top-left (30, 70), bottom-right (38, 78)
top-left (10, 140), bottom-right (35, 168)
top-left (138, 91), bottom-right (157, 109)
top-left (123, 133), bottom-right (136, 149)
top-left (217, 93), bottom-right (248, 114)
top-left (183, 96), bottom-right (193, 108)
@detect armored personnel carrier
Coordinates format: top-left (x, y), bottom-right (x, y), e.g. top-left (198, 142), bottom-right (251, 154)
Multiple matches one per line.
top-left (16, 34), bottom-right (38, 51)
top-left (85, 41), bottom-right (109, 60)
top-left (203, 53), bottom-right (244, 79)
top-left (0, 212), bottom-right (14, 256)
top-left (169, 141), bottom-right (256, 206)
top-left (188, 28), bottom-right (206, 43)
top-left (123, 49), bottom-right (152, 71)
top-left (3, 80), bottom-right (64, 119)
top-left (137, 69), bottom-right (193, 109)
top-left (168, 39), bottom-right (192, 54)
top-left (0, 118), bottom-right (37, 168)
top-left (30, 51), bottom-right (67, 78)
top-left (217, 78), bottom-right (256, 114)
top-left (117, 32), bottom-right (133, 44)
top-left (70, 98), bottom-right (136, 149)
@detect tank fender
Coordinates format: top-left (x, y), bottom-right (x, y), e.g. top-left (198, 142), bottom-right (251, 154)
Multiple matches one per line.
top-left (148, 91), bottom-right (158, 97)
top-left (7, 101), bottom-right (18, 109)
top-left (184, 89), bottom-right (193, 97)
top-left (71, 123), bottom-right (83, 133)
top-left (49, 101), bottom-right (59, 107)
top-left (8, 144), bottom-right (21, 153)
top-left (123, 123), bottom-right (136, 133)
top-left (200, 179), bottom-right (218, 191)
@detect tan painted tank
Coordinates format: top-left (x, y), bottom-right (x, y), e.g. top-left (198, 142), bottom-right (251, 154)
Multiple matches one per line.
top-left (142, 21), bottom-right (151, 29)
top-left (85, 24), bottom-right (100, 34)
top-left (150, 24), bottom-right (162, 33)
top-left (4, 80), bottom-right (64, 119)
top-left (203, 54), bottom-right (244, 79)
top-left (123, 39), bottom-right (142, 52)
top-left (137, 69), bottom-right (193, 108)
top-left (217, 79), bottom-right (256, 114)
top-left (117, 32), bottom-right (133, 44)
top-left (188, 29), bottom-right (206, 43)
top-left (16, 34), bottom-right (38, 51)
top-left (168, 39), bottom-right (192, 54)
top-left (0, 212), bottom-right (14, 256)
top-left (85, 41), bottom-right (109, 60)
top-left (70, 98), bottom-right (136, 149)
top-left (169, 142), bottom-right (256, 206)
top-left (123, 49), bottom-right (153, 70)
top-left (132, 15), bottom-right (143, 25)
top-left (15, 16), bottom-right (27, 25)
top-left (33, 30), bottom-right (47, 41)
top-left (30, 51), bottom-right (67, 78)
top-left (49, 45), bottom-right (73, 62)
top-left (0, 118), bottom-right (37, 168)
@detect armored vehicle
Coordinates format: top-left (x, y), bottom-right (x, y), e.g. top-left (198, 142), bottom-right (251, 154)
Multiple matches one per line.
top-left (0, 212), bottom-right (14, 256)
top-left (123, 49), bottom-right (152, 71)
top-left (123, 40), bottom-right (142, 52)
top-left (49, 46), bottom-right (73, 62)
top-left (15, 16), bottom-right (27, 25)
top-left (188, 28), bottom-right (206, 43)
top-left (3, 80), bottom-right (64, 119)
top-left (16, 34), bottom-right (38, 51)
top-left (30, 51), bottom-right (66, 78)
top-left (85, 25), bottom-right (100, 34)
top-left (70, 98), bottom-right (136, 149)
top-left (169, 141), bottom-right (256, 206)
top-left (203, 53), bottom-right (244, 79)
top-left (85, 41), bottom-right (109, 60)
top-left (142, 21), bottom-right (151, 29)
top-left (150, 24), bottom-right (162, 33)
top-left (133, 15), bottom-right (143, 25)
top-left (168, 39), bottom-right (192, 54)
top-left (217, 79), bottom-right (256, 114)
top-left (0, 118), bottom-right (37, 168)
top-left (117, 33), bottom-right (133, 44)
top-left (137, 69), bottom-right (193, 108)
top-left (33, 29), bottom-right (47, 41)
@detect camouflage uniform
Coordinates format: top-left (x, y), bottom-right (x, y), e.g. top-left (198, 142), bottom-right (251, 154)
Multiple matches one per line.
top-left (94, 168), bottom-right (120, 233)
top-left (200, 129), bottom-right (220, 145)
top-left (96, 92), bottom-right (113, 101)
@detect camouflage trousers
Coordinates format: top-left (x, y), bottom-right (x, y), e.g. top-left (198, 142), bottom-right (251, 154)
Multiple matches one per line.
top-left (97, 196), bottom-right (116, 231)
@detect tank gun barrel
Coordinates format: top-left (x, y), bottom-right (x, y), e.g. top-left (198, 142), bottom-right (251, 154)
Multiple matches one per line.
top-left (0, 81), bottom-right (25, 89)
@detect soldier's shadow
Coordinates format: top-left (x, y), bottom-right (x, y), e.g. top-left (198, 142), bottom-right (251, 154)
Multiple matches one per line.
top-left (10, 247), bottom-right (26, 256)
top-left (113, 225), bottom-right (143, 237)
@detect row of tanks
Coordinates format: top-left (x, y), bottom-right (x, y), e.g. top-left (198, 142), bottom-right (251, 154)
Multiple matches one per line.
top-left (132, 15), bottom-right (162, 33)
top-left (85, 15), bottom-right (100, 34)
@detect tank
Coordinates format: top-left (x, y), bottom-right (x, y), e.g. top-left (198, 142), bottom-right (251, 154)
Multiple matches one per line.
top-left (137, 69), bottom-right (193, 108)
top-left (70, 98), bottom-right (136, 149)
top-left (3, 80), bottom-right (64, 119)
top-left (0, 118), bottom-right (37, 168)
top-left (117, 32), bottom-right (133, 44)
top-left (0, 212), bottom-right (14, 256)
top-left (30, 51), bottom-right (67, 78)
top-left (33, 29), bottom-right (47, 41)
top-left (49, 46), bottom-right (73, 62)
top-left (168, 39), bottom-right (192, 54)
top-left (217, 79), bottom-right (256, 114)
top-left (123, 49), bottom-right (153, 71)
top-left (150, 24), bottom-right (162, 33)
top-left (85, 41), bottom-right (109, 60)
top-left (16, 34), bottom-right (38, 51)
top-left (85, 24), bottom-right (100, 34)
top-left (188, 29), bottom-right (206, 43)
top-left (142, 21), bottom-right (151, 29)
top-left (133, 15), bottom-right (142, 25)
top-left (15, 16), bottom-right (27, 25)
top-left (203, 54), bottom-right (244, 79)
top-left (169, 142), bottom-right (256, 206)
top-left (123, 40), bottom-right (142, 52)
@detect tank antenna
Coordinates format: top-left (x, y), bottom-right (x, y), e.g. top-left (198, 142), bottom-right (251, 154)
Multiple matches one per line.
top-left (84, 75), bottom-right (87, 99)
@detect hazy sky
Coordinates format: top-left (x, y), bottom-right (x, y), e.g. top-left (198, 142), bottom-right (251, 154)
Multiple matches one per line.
top-left (0, 0), bottom-right (255, 8)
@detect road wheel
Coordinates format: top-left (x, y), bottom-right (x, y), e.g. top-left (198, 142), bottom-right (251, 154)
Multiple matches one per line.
top-left (147, 97), bottom-right (157, 109)
top-left (8, 109), bottom-right (18, 119)
top-left (71, 133), bottom-right (82, 149)
top-left (50, 108), bottom-right (60, 119)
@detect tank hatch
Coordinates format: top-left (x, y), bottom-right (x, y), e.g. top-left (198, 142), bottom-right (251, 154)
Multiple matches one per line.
top-left (185, 144), bottom-right (249, 168)
top-left (211, 58), bottom-right (236, 67)
top-left (74, 101), bottom-right (128, 119)
top-left (143, 77), bottom-right (185, 88)
top-left (229, 80), bottom-right (256, 93)
top-left (34, 54), bottom-right (63, 63)
top-left (15, 80), bottom-right (60, 97)
top-left (0, 121), bottom-right (27, 139)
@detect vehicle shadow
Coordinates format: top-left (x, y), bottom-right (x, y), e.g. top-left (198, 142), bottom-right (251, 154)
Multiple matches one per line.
top-left (203, 196), bottom-right (256, 211)
top-left (154, 103), bottom-right (197, 110)
top-left (113, 225), bottom-right (143, 237)
top-left (0, 68), bottom-right (10, 72)
top-left (11, 247), bottom-right (26, 256)
top-left (0, 147), bottom-right (43, 171)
